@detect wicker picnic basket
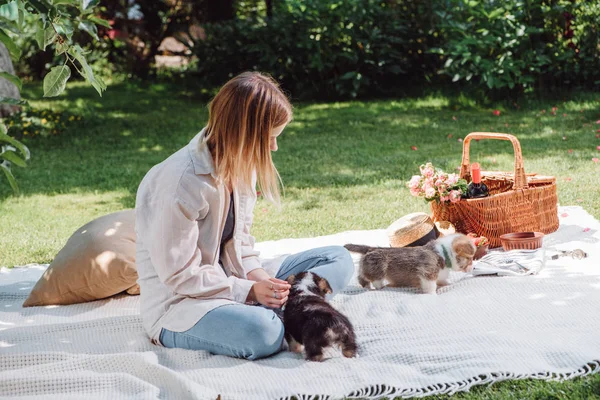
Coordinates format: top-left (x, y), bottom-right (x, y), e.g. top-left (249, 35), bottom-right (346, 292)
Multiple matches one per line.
top-left (430, 132), bottom-right (559, 248)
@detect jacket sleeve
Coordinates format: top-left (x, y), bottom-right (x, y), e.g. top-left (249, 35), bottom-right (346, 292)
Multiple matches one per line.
top-left (141, 193), bottom-right (254, 303)
top-left (239, 189), bottom-right (262, 275)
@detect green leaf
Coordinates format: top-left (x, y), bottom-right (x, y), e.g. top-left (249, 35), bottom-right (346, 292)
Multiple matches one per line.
top-left (17, 6), bottom-right (24, 30)
top-left (80, 0), bottom-right (98, 11)
top-left (28, 0), bottom-right (52, 14)
top-left (0, 96), bottom-right (27, 105)
top-left (35, 20), bottom-right (45, 49)
top-left (0, 161), bottom-right (19, 193)
top-left (0, 29), bottom-right (20, 59)
top-left (43, 25), bottom-right (55, 47)
top-left (488, 8), bottom-right (504, 20)
top-left (0, 20), bottom-right (20, 34)
top-left (55, 41), bottom-right (69, 54)
top-left (78, 20), bottom-right (97, 39)
top-left (55, 18), bottom-right (74, 39)
top-left (53, 0), bottom-right (79, 5)
top-left (0, 71), bottom-right (22, 90)
top-left (43, 64), bottom-right (71, 97)
top-left (69, 45), bottom-right (106, 96)
top-left (0, 1), bottom-right (18, 20)
top-left (0, 131), bottom-right (31, 160)
top-left (1, 149), bottom-right (27, 167)
top-left (87, 16), bottom-right (110, 28)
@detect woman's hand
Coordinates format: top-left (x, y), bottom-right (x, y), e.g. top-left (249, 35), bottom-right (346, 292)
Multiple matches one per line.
top-left (247, 277), bottom-right (291, 308)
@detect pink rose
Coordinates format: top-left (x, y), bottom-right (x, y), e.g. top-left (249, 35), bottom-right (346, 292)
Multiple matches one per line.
top-left (440, 195), bottom-right (450, 202)
top-left (408, 175), bottom-right (422, 189)
top-left (446, 173), bottom-right (459, 186)
top-left (449, 190), bottom-right (461, 203)
top-left (420, 163), bottom-right (435, 178)
top-left (424, 184), bottom-right (436, 198)
top-left (410, 187), bottom-right (422, 197)
top-left (435, 177), bottom-right (447, 193)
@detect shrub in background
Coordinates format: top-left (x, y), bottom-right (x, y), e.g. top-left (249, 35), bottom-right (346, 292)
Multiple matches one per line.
top-left (10, 0), bottom-right (600, 100)
top-left (192, 0), bottom-right (439, 99)
top-left (430, 0), bottom-right (600, 96)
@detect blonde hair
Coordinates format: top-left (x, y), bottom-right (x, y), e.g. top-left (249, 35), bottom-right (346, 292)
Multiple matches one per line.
top-left (204, 72), bottom-right (292, 204)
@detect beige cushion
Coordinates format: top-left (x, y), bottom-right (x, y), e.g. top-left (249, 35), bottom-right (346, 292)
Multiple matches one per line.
top-left (23, 210), bottom-right (139, 307)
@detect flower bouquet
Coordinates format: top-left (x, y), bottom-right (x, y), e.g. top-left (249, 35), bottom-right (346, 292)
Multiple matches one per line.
top-left (407, 162), bottom-right (468, 204)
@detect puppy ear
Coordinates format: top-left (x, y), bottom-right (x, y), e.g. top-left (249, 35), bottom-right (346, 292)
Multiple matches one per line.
top-left (453, 235), bottom-right (476, 257)
top-left (287, 275), bottom-right (296, 284)
top-left (317, 277), bottom-right (333, 295)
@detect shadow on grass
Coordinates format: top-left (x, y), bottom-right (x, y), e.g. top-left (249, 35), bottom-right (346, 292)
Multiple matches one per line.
top-left (1, 82), bottom-right (598, 210)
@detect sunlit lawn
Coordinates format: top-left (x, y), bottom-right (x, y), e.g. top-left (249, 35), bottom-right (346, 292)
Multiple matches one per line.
top-left (1, 81), bottom-right (599, 398)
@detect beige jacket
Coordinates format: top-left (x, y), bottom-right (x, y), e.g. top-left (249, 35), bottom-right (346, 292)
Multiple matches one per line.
top-left (135, 129), bottom-right (260, 344)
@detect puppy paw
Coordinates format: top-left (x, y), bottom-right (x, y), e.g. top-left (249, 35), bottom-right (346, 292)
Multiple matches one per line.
top-left (307, 354), bottom-right (324, 362)
top-left (358, 277), bottom-right (371, 288)
top-left (342, 349), bottom-right (357, 358)
top-left (420, 278), bottom-right (437, 294)
top-left (288, 338), bottom-right (304, 353)
top-left (372, 280), bottom-right (385, 290)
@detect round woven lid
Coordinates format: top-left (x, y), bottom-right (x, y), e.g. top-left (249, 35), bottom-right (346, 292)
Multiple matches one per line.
top-left (386, 212), bottom-right (438, 247)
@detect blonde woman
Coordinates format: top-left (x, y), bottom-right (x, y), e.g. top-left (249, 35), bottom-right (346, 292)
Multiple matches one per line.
top-left (135, 72), bottom-right (354, 360)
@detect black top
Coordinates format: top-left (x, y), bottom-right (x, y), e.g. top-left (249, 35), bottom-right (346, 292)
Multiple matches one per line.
top-left (221, 193), bottom-right (235, 246)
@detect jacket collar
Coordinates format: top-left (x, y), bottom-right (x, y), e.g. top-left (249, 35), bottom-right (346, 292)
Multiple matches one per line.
top-left (188, 128), bottom-right (218, 179)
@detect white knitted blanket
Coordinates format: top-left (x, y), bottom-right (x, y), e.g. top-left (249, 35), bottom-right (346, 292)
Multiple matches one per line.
top-left (1, 206), bottom-right (599, 400)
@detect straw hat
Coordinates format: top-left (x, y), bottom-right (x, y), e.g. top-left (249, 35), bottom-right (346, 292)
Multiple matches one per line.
top-left (386, 212), bottom-right (440, 247)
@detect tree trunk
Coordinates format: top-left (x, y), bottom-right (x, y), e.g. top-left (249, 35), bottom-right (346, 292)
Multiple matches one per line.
top-left (203, 0), bottom-right (236, 22)
top-left (266, 0), bottom-right (273, 19)
top-left (0, 43), bottom-right (21, 118)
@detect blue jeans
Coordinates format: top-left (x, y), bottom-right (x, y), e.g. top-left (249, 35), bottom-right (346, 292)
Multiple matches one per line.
top-left (159, 245), bottom-right (354, 360)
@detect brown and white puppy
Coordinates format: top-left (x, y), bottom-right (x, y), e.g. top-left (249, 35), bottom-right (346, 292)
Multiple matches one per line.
top-left (283, 272), bottom-right (357, 362)
top-left (344, 233), bottom-right (476, 294)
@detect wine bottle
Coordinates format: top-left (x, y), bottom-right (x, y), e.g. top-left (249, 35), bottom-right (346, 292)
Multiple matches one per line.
top-left (467, 162), bottom-right (489, 198)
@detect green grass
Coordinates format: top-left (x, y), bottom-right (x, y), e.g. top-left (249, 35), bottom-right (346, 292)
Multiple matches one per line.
top-left (427, 372), bottom-right (600, 399)
top-left (1, 81), bottom-right (599, 398)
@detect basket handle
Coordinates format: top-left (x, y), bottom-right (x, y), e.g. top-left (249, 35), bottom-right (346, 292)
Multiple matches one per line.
top-left (460, 132), bottom-right (529, 190)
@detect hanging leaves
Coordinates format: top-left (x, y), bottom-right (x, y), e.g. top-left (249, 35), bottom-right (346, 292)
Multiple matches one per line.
top-left (0, 28), bottom-right (20, 59)
top-left (69, 45), bottom-right (106, 96)
top-left (0, 0), bottom-right (106, 194)
top-left (43, 65), bottom-right (71, 97)
top-left (0, 71), bottom-right (22, 90)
